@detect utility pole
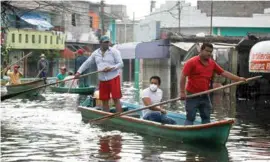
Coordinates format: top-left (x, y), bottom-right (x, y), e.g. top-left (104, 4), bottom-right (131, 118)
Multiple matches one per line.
top-left (150, 0), bottom-right (156, 13)
top-left (129, 12), bottom-right (135, 82)
top-left (210, 0), bottom-right (213, 35)
top-left (101, 0), bottom-right (105, 35)
top-left (178, 1), bottom-right (181, 34)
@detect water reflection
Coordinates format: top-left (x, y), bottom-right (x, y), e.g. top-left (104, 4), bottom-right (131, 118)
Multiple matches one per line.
top-left (95, 135), bottom-right (122, 160)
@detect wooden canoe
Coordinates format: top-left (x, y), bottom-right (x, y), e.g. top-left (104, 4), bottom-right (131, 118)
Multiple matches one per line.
top-left (6, 79), bottom-right (45, 96)
top-left (50, 86), bottom-right (96, 95)
top-left (78, 101), bottom-right (234, 146)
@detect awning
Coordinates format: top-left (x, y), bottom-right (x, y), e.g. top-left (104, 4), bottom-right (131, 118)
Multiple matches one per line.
top-left (135, 39), bottom-right (170, 59)
top-left (171, 42), bottom-right (195, 51)
top-left (20, 13), bottom-right (53, 30)
top-left (113, 42), bottom-right (140, 59)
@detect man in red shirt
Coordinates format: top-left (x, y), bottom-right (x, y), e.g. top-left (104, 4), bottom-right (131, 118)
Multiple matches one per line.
top-left (180, 42), bottom-right (246, 125)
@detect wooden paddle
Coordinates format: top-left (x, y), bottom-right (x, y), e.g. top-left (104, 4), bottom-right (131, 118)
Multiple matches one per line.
top-left (1, 70), bottom-right (101, 101)
top-left (35, 66), bottom-right (46, 78)
top-left (67, 79), bottom-right (76, 93)
top-left (1, 52), bottom-right (32, 73)
top-left (89, 75), bottom-right (262, 123)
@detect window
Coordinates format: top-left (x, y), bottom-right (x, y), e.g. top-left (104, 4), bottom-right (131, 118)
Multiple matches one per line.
top-left (19, 34), bottom-right (22, 43)
top-left (25, 34), bottom-right (28, 43)
top-left (12, 33), bottom-right (15, 43)
top-left (39, 35), bottom-right (41, 43)
top-left (72, 13), bottom-right (76, 26)
top-left (32, 35), bottom-right (35, 43)
top-left (50, 36), bottom-right (52, 44)
top-left (44, 36), bottom-right (47, 44)
top-left (56, 36), bottom-right (59, 44)
top-left (89, 16), bottom-right (93, 28)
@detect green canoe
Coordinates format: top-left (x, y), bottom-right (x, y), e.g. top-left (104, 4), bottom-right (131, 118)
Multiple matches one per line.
top-left (78, 100), bottom-right (234, 146)
top-left (6, 79), bottom-right (45, 96)
top-left (50, 86), bottom-right (96, 95)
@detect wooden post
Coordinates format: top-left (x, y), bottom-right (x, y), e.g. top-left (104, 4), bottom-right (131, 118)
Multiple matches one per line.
top-left (230, 48), bottom-right (238, 96)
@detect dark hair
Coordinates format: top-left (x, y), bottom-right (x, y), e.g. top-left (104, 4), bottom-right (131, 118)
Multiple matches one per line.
top-left (150, 76), bottom-right (161, 85)
top-left (201, 42), bottom-right (213, 51)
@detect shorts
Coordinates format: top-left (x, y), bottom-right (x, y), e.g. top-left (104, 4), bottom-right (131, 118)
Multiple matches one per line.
top-left (99, 75), bottom-right (122, 100)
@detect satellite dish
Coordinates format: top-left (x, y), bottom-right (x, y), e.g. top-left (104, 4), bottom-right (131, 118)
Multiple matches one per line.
top-left (249, 41), bottom-right (270, 73)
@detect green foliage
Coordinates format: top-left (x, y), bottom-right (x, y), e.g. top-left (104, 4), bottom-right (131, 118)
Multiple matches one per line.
top-left (1, 44), bottom-right (12, 63)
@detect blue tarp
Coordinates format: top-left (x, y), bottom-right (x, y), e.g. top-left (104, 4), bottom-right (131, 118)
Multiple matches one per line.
top-left (20, 13), bottom-right (53, 30)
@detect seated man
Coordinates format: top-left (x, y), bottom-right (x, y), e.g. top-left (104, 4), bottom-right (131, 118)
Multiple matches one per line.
top-left (142, 76), bottom-right (176, 125)
top-left (5, 65), bottom-right (23, 85)
top-left (56, 66), bottom-right (67, 87)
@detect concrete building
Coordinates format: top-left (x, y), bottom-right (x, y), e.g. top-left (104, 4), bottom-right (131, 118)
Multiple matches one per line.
top-left (197, 0), bottom-right (270, 17)
top-left (1, 1), bottom-right (66, 77)
top-left (132, 0), bottom-right (270, 101)
top-left (134, 0), bottom-right (270, 39)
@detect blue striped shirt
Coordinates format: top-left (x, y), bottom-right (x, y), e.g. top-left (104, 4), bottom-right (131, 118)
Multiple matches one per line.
top-left (77, 47), bottom-right (124, 81)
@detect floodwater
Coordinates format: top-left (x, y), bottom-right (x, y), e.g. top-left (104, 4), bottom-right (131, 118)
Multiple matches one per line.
top-left (1, 83), bottom-right (270, 162)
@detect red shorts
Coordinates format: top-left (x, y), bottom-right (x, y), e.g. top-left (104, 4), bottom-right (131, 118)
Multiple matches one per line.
top-left (99, 75), bottom-right (122, 100)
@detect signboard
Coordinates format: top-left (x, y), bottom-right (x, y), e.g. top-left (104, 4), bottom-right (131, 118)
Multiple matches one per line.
top-left (249, 41), bottom-right (270, 73)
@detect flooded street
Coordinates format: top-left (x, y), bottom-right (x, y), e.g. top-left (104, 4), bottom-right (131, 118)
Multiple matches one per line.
top-left (1, 84), bottom-right (270, 162)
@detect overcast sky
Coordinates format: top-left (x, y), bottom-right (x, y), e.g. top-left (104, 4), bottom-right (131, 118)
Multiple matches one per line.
top-left (90, 0), bottom-right (197, 19)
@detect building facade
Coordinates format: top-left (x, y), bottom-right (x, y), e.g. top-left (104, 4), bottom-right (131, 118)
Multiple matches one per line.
top-left (134, 0), bottom-right (270, 39)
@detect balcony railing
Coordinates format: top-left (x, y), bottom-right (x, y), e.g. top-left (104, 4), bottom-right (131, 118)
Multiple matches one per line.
top-left (5, 28), bottom-right (66, 50)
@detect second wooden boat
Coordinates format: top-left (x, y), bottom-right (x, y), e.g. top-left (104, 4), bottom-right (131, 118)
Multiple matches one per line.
top-left (6, 79), bottom-right (45, 96)
top-left (50, 86), bottom-right (96, 95)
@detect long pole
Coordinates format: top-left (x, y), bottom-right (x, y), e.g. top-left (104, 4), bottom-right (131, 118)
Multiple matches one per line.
top-left (210, 0), bottom-right (213, 35)
top-left (1, 70), bottom-right (102, 101)
top-left (1, 52), bottom-right (32, 73)
top-left (89, 76), bottom-right (262, 123)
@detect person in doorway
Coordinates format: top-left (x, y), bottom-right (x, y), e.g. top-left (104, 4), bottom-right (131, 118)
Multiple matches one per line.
top-left (180, 42), bottom-right (246, 125)
top-left (142, 76), bottom-right (176, 125)
top-left (5, 65), bottom-right (23, 85)
top-left (75, 49), bottom-right (89, 87)
top-left (37, 54), bottom-right (49, 82)
top-left (75, 35), bottom-right (124, 112)
top-left (56, 66), bottom-right (67, 87)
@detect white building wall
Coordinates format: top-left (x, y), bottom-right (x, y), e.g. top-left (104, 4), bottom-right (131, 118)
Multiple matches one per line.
top-left (135, 0), bottom-right (270, 41)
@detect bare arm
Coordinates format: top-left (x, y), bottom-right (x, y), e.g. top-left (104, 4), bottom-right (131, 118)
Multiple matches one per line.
top-left (180, 74), bottom-right (187, 92)
top-left (179, 73), bottom-right (188, 99)
top-left (142, 97), bottom-right (165, 112)
top-left (221, 71), bottom-right (246, 82)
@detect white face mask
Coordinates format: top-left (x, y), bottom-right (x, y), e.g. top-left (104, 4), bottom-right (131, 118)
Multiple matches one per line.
top-left (149, 84), bottom-right (158, 92)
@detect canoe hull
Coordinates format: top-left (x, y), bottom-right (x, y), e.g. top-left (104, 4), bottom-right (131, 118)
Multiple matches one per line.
top-left (50, 86), bottom-right (95, 95)
top-left (78, 102), bottom-right (234, 146)
top-left (6, 79), bottom-right (44, 96)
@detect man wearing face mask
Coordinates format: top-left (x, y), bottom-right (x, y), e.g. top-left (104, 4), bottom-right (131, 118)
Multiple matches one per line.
top-left (142, 76), bottom-right (176, 125)
top-left (75, 35), bottom-right (124, 113)
top-left (37, 54), bottom-right (49, 83)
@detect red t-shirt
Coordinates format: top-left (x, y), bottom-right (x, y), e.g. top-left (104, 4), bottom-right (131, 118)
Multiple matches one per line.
top-left (182, 55), bottom-right (224, 93)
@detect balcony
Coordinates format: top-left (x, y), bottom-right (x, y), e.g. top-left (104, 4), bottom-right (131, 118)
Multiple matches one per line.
top-left (5, 28), bottom-right (66, 50)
